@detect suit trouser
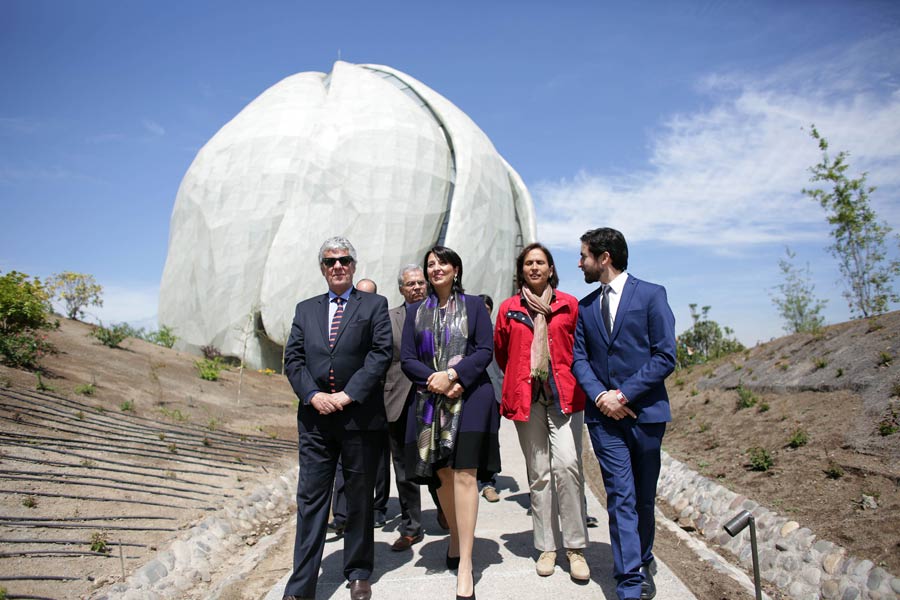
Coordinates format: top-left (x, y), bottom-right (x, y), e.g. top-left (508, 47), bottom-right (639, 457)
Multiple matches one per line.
top-left (387, 405), bottom-right (422, 537)
top-left (588, 419), bottom-right (665, 600)
top-left (515, 404), bottom-right (588, 552)
top-left (284, 425), bottom-right (383, 598)
top-left (332, 434), bottom-right (389, 524)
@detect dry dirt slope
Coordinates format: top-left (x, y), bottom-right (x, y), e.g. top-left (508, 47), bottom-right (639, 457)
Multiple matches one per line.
top-left (663, 310), bottom-right (900, 575)
top-left (0, 318), bottom-right (299, 600)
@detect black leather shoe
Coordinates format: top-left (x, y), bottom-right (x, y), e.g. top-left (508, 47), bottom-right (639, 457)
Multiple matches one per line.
top-left (643, 558), bottom-right (657, 575)
top-left (283, 596), bottom-right (313, 600)
top-left (349, 579), bottom-right (371, 600)
top-left (446, 551), bottom-right (460, 570)
top-left (639, 562), bottom-right (656, 599)
top-left (327, 520), bottom-right (345, 536)
top-left (373, 513), bottom-right (387, 528)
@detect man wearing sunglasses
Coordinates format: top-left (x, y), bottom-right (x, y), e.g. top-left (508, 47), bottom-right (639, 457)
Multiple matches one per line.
top-left (282, 236), bottom-right (392, 600)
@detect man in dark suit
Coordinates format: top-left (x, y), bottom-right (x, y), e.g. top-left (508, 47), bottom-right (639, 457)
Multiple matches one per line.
top-left (383, 264), bottom-right (428, 551)
top-left (572, 227), bottom-right (676, 600)
top-left (282, 237), bottom-right (392, 600)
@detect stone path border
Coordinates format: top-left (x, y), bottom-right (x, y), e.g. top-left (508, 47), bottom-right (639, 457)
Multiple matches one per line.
top-left (657, 451), bottom-right (900, 599)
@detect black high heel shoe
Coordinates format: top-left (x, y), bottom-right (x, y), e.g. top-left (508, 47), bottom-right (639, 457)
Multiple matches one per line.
top-left (446, 551), bottom-right (460, 570)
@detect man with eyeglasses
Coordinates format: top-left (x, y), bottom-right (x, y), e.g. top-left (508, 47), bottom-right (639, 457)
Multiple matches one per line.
top-left (382, 264), bottom-right (429, 551)
top-left (282, 237), bottom-right (392, 600)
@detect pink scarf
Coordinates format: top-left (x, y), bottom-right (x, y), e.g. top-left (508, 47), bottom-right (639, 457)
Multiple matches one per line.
top-left (521, 285), bottom-right (553, 381)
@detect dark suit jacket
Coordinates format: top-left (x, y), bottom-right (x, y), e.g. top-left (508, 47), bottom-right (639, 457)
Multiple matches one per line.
top-left (285, 288), bottom-right (392, 431)
top-left (383, 304), bottom-right (414, 423)
top-left (572, 275), bottom-right (676, 424)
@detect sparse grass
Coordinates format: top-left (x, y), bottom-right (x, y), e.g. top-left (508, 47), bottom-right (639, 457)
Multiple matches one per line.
top-left (878, 406), bottom-right (899, 437)
top-left (80, 458), bottom-right (95, 468)
top-left (119, 400), bottom-right (134, 412)
top-left (892, 381), bottom-right (900, 397)
top-left (202, 437), bottom-right (212, 447)
top-left (158, 407), bottom-right (188, 422)
top-left (733, 363), bottom-right (743, 371)
top-left (778, 362), bottom-right (790, 371)
top-left (0, 375), bottom-right (11, 388)
top-left (74, 410), bottom-right (84, 420)
top-left (21, 495), bottom-right (37, 508)
top-left (674, 378), bottom-right (685, 388)
top-left (165, 470), bottom-right (177, 479)
top-left (35, 371), bottom-right (55, 392)
top-left (89, 531), bottom-right (110, 554)
top-left (788, 428), bottom-right (809, 448)
top-left (836, 368), bottom-right (844, 378)
top-left (207, 418), bottom-right (220, 431)
top-left (813, 357), bottom-right (828, 370)
top-left (866, 319), bottom-right (884, 333)
top-left (825, 461), bottom-right (844, 479)
top-left (758, 402), bottom-right (770, 413)
top-left (746, 447), bottom-right (773, 472)
top-left (167, 443), bottom-right (178, 454)
top-left (157, 432), bottom-right (166, 441)
top-left (690, 388), bottom-right (699, 397)
top-left (877, 351), bottom-right (893, 367)
top-left (74, 382), bottom-right (95, 396)
top-left (698, 421), bottom-right (711, 433)
top-left (736, 384), bottom-right (758, 410)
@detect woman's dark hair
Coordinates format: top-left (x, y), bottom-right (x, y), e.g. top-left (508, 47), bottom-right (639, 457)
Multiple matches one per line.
top-left (516, 243), bottom-right (560, 290)
top-left (580, 227), bottom-right (628, 271)
top-left (423, 245), bottom-right (465, 294)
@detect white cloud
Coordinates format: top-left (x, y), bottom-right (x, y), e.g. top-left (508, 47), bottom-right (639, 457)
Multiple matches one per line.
top-left (142, 119), bottom-right (165, 136)
top-left (535, 37), bottom-right (900, 250)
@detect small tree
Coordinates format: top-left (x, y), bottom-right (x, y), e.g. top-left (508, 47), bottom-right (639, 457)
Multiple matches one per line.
top-left (676, 304), bottom-right (745, 370)
top-left (771, 247), bottom-right (827, 334)
top-left (803, 126), bottom-right (900, 318)
top-left (46, 272), bottom-right (103, 320)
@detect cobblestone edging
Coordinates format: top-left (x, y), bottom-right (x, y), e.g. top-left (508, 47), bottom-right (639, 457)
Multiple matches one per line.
top-left (93, 466), bottom-right (300, 600)
top-left (657, 452), bottom-right (900, 600)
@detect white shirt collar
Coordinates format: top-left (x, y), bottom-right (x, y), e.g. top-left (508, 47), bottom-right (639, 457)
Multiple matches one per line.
top-left (605, 271), bottom-right (628, 295)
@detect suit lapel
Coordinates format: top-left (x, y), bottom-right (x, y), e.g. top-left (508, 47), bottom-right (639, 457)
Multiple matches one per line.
top-left (610, 276), bottom-right (638, 344)
top-left (317, 294), bottom-right (330, 346)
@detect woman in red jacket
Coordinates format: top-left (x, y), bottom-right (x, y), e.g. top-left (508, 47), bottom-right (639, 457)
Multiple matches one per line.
top-left (494, 242), bottom-right (590, 582)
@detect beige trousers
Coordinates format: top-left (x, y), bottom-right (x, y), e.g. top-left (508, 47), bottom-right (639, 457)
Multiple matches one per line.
top-left (514, 403), bottom-right (588, 551)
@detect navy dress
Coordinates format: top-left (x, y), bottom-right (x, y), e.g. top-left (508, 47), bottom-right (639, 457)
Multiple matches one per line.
top-left (401, 293), bottom-right (501, 484)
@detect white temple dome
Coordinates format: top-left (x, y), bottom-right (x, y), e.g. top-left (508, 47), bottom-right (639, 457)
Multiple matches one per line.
top-left (159, 61), bottom-right (536, 369)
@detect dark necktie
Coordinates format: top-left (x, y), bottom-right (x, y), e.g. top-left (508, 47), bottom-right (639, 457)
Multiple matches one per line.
top-left (600, 285), bottom-right (612, 336)
top-left (328, 297), bottom-right (344, 392)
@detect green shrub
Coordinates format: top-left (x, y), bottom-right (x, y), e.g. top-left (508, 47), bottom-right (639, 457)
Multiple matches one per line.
top-left (74, 383), bottom-right (95, 396)
top-left (35, 371), bottom-right (55, 392)
top-left (788, 428), bottom-right (809, 448)
top-left (878, 406), bottom-right (899, 436)
top-left (758, 402), bottom-right (770, 413)
top-left (89, 531), bottom-right (110, 554)
top-left (877, 351), bottom-right (893, 367)
top-left (736, 384), bottom-right (758, 409)
top-left (146, 325), bottom-right (178, 348)
top-left (0, 271), bottom-right (57, 369)
top-left (91, 322), bottom-right (131, 348)
top-left (813, 357), bottom-right (828, 370)
top-left (825, 462), bottom-right (844, 479)
top-left (196, 358), bottom-right (224, 381)
top-left (835, 368), bottom-right (844, 378)
top-left (120, 400), bottom-right (134, 412)
top-left (746, 447), bottom-right (773, 471)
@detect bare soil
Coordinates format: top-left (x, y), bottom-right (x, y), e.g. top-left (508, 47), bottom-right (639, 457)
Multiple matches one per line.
top-left (0, 318), bottom-right (299, 600)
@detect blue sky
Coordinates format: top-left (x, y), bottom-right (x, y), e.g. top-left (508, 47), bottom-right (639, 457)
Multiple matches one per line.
top-left (2, 1), bottom-right (899, 345)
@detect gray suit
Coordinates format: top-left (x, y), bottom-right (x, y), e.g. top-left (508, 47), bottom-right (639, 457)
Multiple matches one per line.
top-left (384, 304), bottom-right (422, 537)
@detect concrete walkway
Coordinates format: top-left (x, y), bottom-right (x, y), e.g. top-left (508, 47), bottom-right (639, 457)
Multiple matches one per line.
top-left (266, 418), bottom-right (697, 600)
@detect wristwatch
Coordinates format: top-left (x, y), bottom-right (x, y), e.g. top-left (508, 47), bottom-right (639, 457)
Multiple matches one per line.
top-left (447, 369), bottom-right (457, 383)
top-left (615, 390), bottom-right (627, 404)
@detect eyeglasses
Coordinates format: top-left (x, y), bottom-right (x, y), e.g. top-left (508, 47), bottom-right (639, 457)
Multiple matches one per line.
top-left (401, 280), bottom-right (426, 288)
top-left (321, 256), bottom-right (355, 267)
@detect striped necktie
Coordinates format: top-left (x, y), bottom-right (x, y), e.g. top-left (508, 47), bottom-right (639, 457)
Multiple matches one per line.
top-left (328, 297), bottom-right (345, 392)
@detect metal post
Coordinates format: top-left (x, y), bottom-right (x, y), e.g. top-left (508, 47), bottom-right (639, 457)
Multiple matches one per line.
top-left (748, 516), bottom-right (762, 600)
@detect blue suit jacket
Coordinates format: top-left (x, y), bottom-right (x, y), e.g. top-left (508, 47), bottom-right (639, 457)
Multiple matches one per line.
top-left (572, 275), bottom-right (676, 424)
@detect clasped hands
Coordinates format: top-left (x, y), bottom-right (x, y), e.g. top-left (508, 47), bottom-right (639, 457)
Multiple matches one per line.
top-left (310, 391), bottom-right (352, 415)
top-left (426, 369), bottom-right (463, 399)
top-left (595, 390), bottom-right (636, 420)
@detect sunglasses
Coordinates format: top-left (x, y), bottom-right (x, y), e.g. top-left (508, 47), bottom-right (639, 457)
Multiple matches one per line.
top-left (321, 255), bottom-right (355, 267)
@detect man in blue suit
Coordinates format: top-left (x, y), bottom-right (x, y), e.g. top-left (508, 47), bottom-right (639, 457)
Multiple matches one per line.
top-left (572, 227), bottom-right (676, 600)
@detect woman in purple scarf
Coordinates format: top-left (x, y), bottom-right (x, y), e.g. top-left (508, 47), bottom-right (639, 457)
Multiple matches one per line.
top-left (401, 245), bottom-right (500, 600)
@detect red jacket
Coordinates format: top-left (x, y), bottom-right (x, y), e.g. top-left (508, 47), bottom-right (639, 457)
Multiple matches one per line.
top-left (494, 290), bottom-right (586, 421)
